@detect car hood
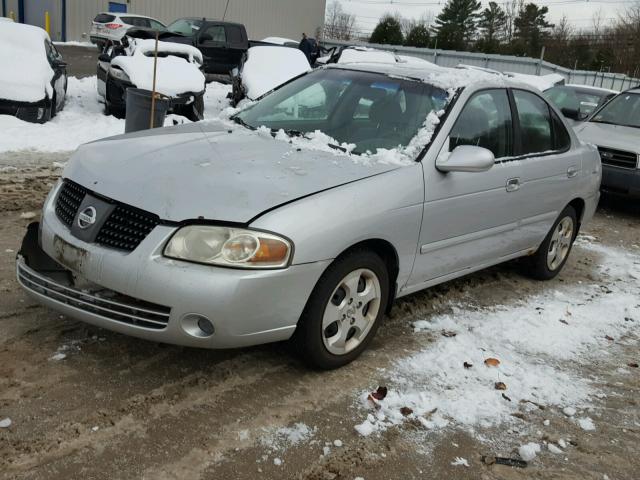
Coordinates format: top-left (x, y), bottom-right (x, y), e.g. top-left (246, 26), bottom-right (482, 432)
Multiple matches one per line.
top-left (63, 121), bottom-right (400, 223)
top-left (574, 121), bottom-right (640, 153)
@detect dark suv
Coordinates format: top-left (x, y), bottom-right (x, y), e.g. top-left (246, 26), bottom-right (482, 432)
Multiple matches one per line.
top-left (163, 18), bottom-right (249, 75)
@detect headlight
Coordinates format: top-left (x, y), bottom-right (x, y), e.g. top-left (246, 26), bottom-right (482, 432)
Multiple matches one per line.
top-left (164, 226), bottom-right (292, 269)
top-left (109, 66), bottom-right (130, 83)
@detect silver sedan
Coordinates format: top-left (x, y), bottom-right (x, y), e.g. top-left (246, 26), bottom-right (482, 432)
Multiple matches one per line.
top-left (17, 63), bottom-right (601, 368)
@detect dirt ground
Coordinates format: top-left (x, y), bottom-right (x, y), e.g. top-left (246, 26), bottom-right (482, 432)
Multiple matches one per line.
top-left (0, 154), bottom-right (638, 480)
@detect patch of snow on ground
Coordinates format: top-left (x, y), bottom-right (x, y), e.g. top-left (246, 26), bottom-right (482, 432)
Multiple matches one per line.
top-left (0, 77), bottom-right (231, 155)
top-left (518, 443), bottom-right (541, 461)
top-left (259, 422), bottom-right (316, 452)
top-left (578, 417), bottom-right (596, 431)
top-left (354, 238), bottom-right (639, 438)
top-left (451, 457), bottom-right (469, 467)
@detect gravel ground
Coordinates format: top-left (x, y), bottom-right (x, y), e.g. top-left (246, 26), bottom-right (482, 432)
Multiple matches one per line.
top-left (0, 156), bottom-right (638, 479)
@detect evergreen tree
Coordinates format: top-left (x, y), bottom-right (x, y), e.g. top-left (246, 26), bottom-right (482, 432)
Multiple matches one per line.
top-left (433, 0), bottom-right (482, 50)
top-left (370, 15), bottom-right (404, 45)
top-left (513, 3), bottom-right (553, 57)
top-left (405, 24), bottom-right (430, 47)
top-left (477, 2), bottom-right (507, 53)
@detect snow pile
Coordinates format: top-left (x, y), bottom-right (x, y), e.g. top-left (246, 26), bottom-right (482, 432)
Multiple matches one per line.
top-left (242, 46), bottom-right (310, 100)
top-left (0, 77), bottom-right (231, 154)
top-left (0, 22), bottom-right (54, 102)
top-left (354, 239), bottom-right (639, 437)
top-left (112, 39), bottom-right (205, 96)
top-left (259, 423), bottom-right (316, 451)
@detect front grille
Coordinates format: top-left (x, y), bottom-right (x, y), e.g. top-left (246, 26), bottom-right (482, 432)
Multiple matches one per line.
top-left (55, 180), bottom-right (159, 252)
top-left (55, 181), bottom-right (87, 227)
top-left (598, 146), bottom-right (639, 169)
top-left (17, 258), bottom-right (171, 330)
top-left (95, 205), bottom-right (159, 251)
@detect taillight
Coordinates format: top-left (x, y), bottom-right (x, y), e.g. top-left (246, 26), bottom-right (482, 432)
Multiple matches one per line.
top-left (105, 23), bottom-right (123, 29)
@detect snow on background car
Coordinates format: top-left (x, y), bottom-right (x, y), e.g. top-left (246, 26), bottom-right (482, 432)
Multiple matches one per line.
top-left (0, 22), bottom-right (54, 102)
top-left (113, 39), bottom-right (205, 96)
top-left (241, 46), bottom-right (311, 100)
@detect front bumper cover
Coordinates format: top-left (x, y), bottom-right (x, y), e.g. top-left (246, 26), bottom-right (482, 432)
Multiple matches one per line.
top-left (16, 189), bottom-right (330, 349)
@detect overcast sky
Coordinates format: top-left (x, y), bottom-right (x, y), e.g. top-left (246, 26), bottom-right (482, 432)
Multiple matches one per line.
top-left (333, 0), bottom-right (636, 35)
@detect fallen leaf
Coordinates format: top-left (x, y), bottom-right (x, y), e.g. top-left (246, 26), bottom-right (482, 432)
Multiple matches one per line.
top-left (400, 406), bottom-right (413, 416)
top-left (511, 412), bottom-right (526, 420)
top-left (367, 394), bottom-right (382, 410)
top-left (495, 382), bottom-right (507, 391)
top-left (502, 393), bottom-right (512, 402)
top-left (559, 319), bottom-right (569, 325)
top-left (442, 330), bottom-right (457, 338)
top-left (423, 407), bottom-right (438, 419)
top-left (370, 386), bottom-right (388, 401)
top-left (605, 335), bottom-right (614, 341)
top-left (463, 361), bottom-right (473, 369)
top-left (628, 363), bottom-right (639, 368)
top-left (484, 358), bottom-right (501, 367)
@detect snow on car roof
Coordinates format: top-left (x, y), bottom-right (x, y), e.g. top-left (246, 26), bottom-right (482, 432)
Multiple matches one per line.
top-left (0, 22), bottom-right (54, 103)
top-left (564, 84), bottom-right (619, 94)
top-left (112, 38), bottom-right (205, 97)
top-left (97, 12), bottom-right (157, 18)
top-left (242, 46), bottom-right (311, 100)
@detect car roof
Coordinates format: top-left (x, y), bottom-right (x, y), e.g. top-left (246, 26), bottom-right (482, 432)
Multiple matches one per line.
top-left (563, 84), bottom-right (618, 94)
top-left (174, 17), bottom-right (244, 27)
top-left (324, 62), bottom-right (535, 92)
top-left (99, 12), bottom-right (157, 19)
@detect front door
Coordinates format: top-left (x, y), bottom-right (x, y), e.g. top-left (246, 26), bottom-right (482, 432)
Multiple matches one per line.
top-left (197, 23), bottom-right (230, 74)
top-left (409, 88), bottom-right (526, 286)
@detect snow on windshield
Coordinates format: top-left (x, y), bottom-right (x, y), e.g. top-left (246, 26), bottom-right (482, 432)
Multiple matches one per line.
top-left (112, 38), bottom-right (205, 97)
top-left (0, 22), bottom-right (54, 102)
top-left (242, 46), bottom-right (311, 100)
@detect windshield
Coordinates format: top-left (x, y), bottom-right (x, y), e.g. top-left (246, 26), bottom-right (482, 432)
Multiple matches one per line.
top-left (167, 18), bottom-right (202, 36)
top-left (544, 86), bottom-right (608, 120)
top-left (590, 92), bottom-right (640, 128)
top-left (235, 68), bottom-right (448, 155)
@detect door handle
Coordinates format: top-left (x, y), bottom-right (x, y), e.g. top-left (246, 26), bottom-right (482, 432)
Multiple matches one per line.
top-left (567, 166), bottom-right (579, 178)
top-left (506, 177), bottom-right (520, 192)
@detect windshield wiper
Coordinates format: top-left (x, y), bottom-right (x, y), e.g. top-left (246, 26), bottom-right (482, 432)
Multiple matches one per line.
top-left (232, 116), bottom-right (255, 130)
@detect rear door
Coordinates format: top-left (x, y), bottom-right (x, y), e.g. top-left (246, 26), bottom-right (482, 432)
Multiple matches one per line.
top-left (510, 89), bottom-right (581, 248)
top-left (197, 23), bottom-right (229, 74)
top-left (224, 24), bottom-right (248, 71)
top-left (409, 88), bottom-right (525, 285)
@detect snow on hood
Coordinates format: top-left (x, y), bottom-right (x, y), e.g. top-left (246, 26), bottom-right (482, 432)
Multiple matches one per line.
top-left (242, 46), bottom-right (310, 100)
top-left (0, 22), bottom-right (54, 102)
top-left (111, 38), bottom-right (205, 97)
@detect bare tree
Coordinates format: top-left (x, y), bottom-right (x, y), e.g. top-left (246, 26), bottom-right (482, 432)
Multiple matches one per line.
top-left (325, 1), bottom-right (357, 40)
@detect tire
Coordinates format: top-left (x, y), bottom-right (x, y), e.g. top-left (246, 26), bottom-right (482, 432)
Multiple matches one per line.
top-left (292, 250), bottom-right (389, 369)
top-left (523, 205), bottom-right (577, 281)
top-left (50, 92), bottom-right (57, 118)
top-left (105, 101), bottom-right (125, 119)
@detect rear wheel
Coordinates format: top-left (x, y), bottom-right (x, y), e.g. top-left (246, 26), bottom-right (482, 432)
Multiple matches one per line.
top-left (523, 205), bottom-right (577, 280)
top-left (292, 250), bottom-right (389, 369)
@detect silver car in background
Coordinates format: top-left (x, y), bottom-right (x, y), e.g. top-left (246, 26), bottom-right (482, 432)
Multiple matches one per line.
top-left (574, 87), bottom-right (640, 198)
top-left (17, 63), bottom-right (601, 369)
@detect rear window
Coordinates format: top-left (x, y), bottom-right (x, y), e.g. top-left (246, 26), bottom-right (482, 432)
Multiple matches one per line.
top-left (94, 14), bottom-right (115, 23)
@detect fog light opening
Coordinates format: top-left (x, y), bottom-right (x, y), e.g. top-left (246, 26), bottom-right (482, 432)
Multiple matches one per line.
top-left (181, 313), bottom-right (215, 338)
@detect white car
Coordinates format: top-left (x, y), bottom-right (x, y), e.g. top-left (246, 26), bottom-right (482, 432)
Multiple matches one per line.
top-left (90, 12), bottom-right (165, 49)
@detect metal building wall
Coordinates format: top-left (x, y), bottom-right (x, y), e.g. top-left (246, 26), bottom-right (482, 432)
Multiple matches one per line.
top-left (65, 0), bottom-right (326, 43)
top-left (4, 0), bottom-right (19, 19)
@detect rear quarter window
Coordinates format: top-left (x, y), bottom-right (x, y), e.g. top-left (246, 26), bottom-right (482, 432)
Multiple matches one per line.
top-left (94, 14), bottom-right (116, 23)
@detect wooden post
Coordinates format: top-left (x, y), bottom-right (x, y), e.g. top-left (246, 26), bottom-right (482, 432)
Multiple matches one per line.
top-left (149, 30), bottom-right (159, 129)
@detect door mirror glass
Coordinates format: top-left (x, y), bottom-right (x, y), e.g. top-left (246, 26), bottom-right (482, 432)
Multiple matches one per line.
top-left (561, 106), bottom-right (580, 121)
top-left (98, 53), bottom-right (112, 63)
top-left (436, 145), bottom-right (495, 173)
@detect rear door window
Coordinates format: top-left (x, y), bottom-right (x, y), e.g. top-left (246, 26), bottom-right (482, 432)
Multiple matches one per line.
top-left (449, 89), bottom-right (513, 159)
top-left (513, 90), bottom-right (554, 155)
top-left (94, 14), bottom-right (115, 23)
top-left (201, 25), bottom-right (226, 44)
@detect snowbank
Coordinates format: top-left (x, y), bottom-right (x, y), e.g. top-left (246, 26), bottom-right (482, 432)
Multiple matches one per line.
top-left (0, 22), bottom-right (54, 102)
top-left (241, 46), bottom-right (310, 100)
top-left (112, 39), bottom-right (205, 96)
top-left (0, 77), bottom-right (231, 154)
top-left (354, 238), bottom-right (640, 437)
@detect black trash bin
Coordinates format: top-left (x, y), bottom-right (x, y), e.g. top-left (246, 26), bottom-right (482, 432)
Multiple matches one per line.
top-left (125, 88), bottom-right (170, 133)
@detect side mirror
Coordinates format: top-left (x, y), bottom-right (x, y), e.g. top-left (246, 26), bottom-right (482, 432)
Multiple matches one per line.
top-left (98, 53), bottom-right (111, 63)
top-left (436, 145), bottom-right (495, 173)
top-left (560, 107), bottom-right (580, 121)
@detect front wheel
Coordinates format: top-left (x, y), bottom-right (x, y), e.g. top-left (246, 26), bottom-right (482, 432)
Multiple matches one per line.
top-left (292, 250), bottom-right (389, 369)
top-left (523, 205), bottom-right (577, 280)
